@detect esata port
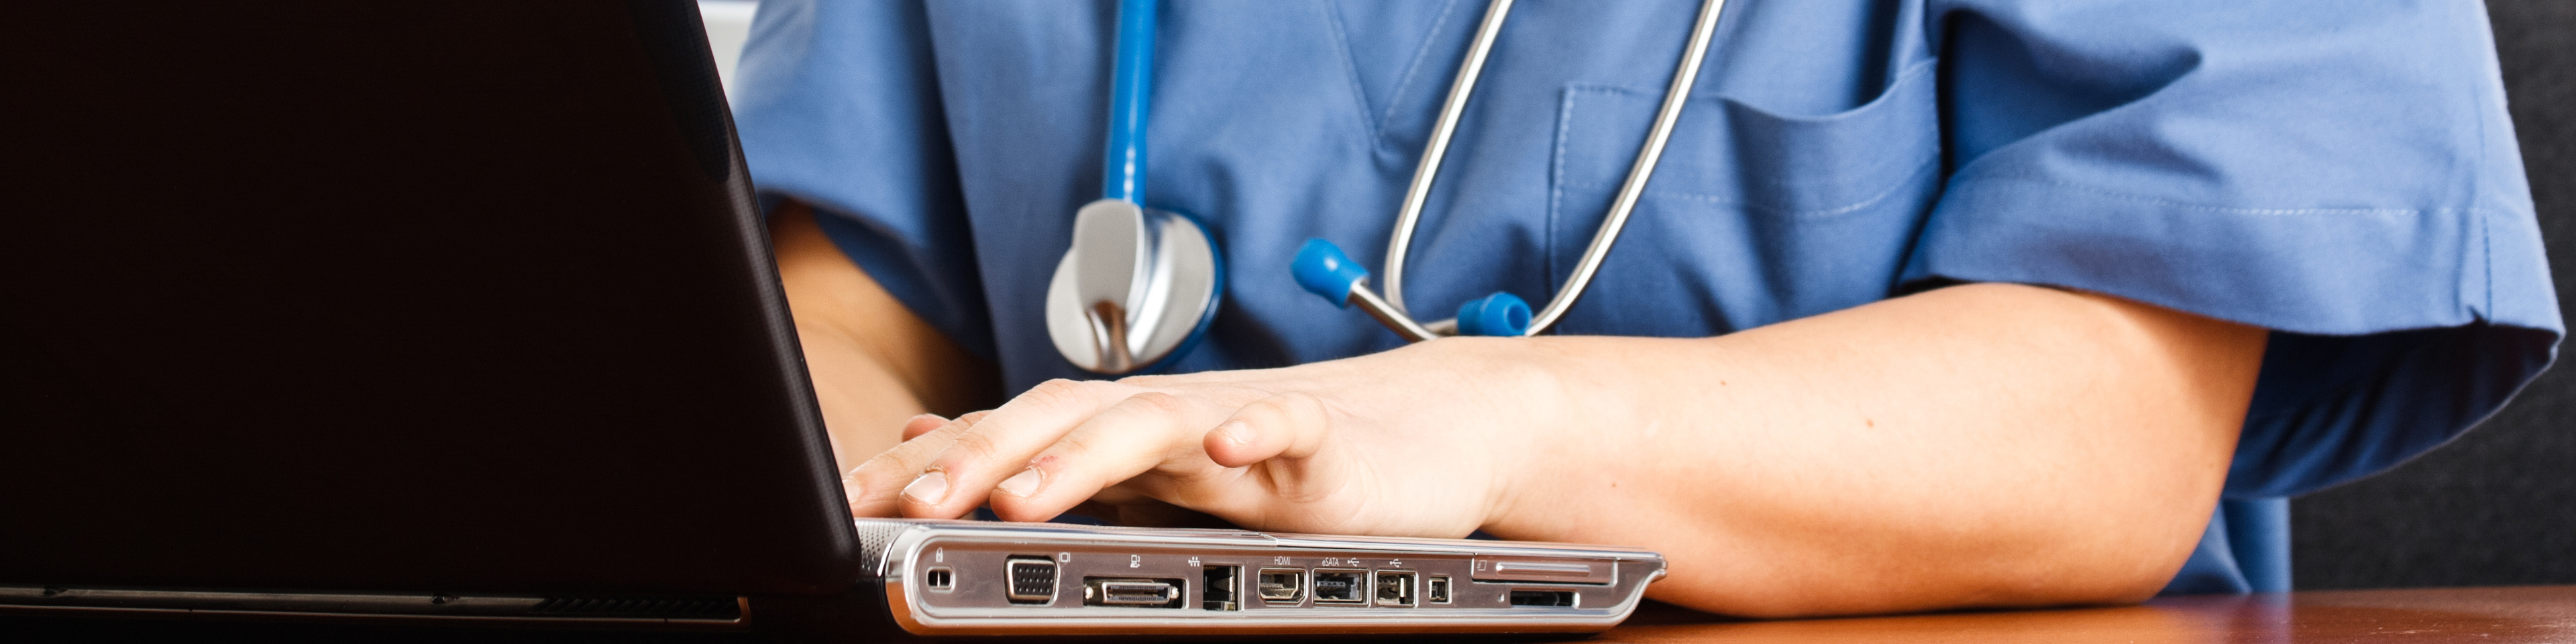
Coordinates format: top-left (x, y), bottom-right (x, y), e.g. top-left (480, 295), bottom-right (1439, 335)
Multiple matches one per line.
top-left (1311, 570), bottom-right (1367, 604)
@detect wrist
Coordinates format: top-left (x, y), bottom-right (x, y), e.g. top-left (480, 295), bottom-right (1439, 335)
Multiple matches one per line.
top-left (1468, 336), bottom-right (1645, 541)
top-left (1401, 337), bottom-right (1587, 538)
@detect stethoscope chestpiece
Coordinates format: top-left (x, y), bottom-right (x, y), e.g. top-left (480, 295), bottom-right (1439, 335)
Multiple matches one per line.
top-left (1044, 199), bottom-right (1223, 374)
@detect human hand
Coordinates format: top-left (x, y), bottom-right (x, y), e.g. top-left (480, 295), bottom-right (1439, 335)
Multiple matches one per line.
top-left (839, 337), bottom-right (1570, 538)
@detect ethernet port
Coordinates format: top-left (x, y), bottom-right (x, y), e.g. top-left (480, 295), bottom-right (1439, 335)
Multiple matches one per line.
top-left (1256, 568), bottom-right (1305, 605)
top-left (1203, 565), bottom-right (1240, 610)
top-left (1311, 570), bottom-right (1368, 604)
top-left (1373, 570), bottom-right (1415, 606)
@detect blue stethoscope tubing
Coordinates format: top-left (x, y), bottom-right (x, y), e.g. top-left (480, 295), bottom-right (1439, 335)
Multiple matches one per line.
top-left (1046, 0), bottom-right (1727, 374)
top-left (1103, 0), bottom-right (1155, 204)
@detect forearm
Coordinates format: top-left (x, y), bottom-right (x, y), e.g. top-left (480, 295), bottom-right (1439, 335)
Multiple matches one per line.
top-left (769, 203), bottom-right (995, 470)
top-left (1488, 284), bottom-right (2265, 616)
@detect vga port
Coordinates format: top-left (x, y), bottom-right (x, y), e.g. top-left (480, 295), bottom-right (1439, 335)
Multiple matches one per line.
top-left (1006, 556), bottom-right (1058, 604)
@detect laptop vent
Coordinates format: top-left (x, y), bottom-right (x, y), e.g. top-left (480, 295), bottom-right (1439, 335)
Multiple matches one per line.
top-left (529, 595), bottom-right (740, 620)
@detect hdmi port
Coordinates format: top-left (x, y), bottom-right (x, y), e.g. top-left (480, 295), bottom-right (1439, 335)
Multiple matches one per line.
top-left (1256, 568), bottom-right (1305, 604)
top-left (1083, 577), bottom-right (1185, 608)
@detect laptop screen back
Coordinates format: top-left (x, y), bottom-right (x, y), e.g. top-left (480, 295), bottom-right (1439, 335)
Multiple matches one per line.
top-left (0, 1), bottom-right (855, 594)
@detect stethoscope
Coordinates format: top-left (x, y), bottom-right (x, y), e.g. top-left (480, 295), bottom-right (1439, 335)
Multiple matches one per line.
top-left (1048, 0), bottom-right (1729, 374)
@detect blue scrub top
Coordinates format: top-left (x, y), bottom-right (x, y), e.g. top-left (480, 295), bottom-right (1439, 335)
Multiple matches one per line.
top-left (731, 0), bottom-right (2559, 595)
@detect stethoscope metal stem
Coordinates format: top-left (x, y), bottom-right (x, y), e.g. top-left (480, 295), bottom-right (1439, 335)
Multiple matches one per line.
top-left (1347, 278), bottom-right (1440, 341)
top-left (1382, 0), bottom-right (1515, 318)
top-left (1376, 0), bottom-right (1728, 337)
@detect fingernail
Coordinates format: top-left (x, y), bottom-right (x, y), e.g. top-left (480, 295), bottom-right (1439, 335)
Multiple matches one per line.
top-left (997, 468), bottom-right (1044, 498)
top-left (1215, 421), bottom-right (1255, 447)
top-left (901, 470), bottom-right (949, 506)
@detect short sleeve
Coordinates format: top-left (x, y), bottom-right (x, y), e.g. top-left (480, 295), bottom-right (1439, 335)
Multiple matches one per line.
top-left (731, 0), bottom-right (996, 359)
top-left (1900, 0), bottom-right (2561, 496)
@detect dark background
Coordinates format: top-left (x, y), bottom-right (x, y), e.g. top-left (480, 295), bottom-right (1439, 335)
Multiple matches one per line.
top-left (2290, 0), bottom-right (2576, 590)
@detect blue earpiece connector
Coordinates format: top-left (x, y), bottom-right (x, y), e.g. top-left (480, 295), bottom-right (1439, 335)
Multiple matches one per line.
top-left (1454, 291), bottom-right (1530, 337)
top-left (1292, 239), bottom-right (1368, 308)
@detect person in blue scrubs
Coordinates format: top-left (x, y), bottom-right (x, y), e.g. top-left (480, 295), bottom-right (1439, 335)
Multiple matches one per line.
top-left (732, 0), bottom-right (2558, 616)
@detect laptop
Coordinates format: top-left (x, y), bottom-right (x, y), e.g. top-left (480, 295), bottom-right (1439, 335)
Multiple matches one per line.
top-left (0, 1), bottom-right (1664, 637)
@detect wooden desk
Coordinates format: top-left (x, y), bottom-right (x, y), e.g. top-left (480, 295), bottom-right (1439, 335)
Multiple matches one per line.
top-left (3, 586), bottom-right (2569, 642)
top-left (1600, 586), bottom-right (2576, 643)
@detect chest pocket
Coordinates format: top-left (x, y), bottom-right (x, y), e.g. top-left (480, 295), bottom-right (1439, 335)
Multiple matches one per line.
top-left (1548, 60), bottom-right (1943, 335)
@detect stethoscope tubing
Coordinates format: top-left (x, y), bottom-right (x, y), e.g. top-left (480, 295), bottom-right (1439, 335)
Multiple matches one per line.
top-left (1530, 0), bottom-right (1728, 334)
top-left (1104, 0), bottom-right (1156, 203)
top-left (1381, 0), bottom-right (1515, 320)
top-left (1375, 0), bottom-right (1730, 337)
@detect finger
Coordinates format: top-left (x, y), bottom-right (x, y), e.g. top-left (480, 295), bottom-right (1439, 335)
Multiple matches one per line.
top-left (983, 391), bottom-right (1223, 522)
top-left (900, 379), bottom-right (1133, 519)
top-left (900, 413), bottom-right (951, 441)
top-left (1195, 392), bottom-right (1362, 513)
top-left (845, 411), bottom-right (988, 517)
top-left (1203, 392), bottom-right (1334, 467)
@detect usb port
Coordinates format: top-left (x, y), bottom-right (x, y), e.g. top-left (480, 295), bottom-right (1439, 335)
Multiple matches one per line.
top-left (1256, 568), bottom-right (1305, 605)
top-left (1083, 577), bottom-right (1185, 608)
top-left (1373, 570), bottom-right (1415, 606)
top-left (1426, 576), bottom-right (1451, 604)
top-left (1203, 566), bottom-right (1240, 610)
top-left (1311, 569), bottom-right (1367, 604)
top-left (1006, 556), bottom-right (1058, 604)
top-left (1507, 589), bottom-right (1576, 607)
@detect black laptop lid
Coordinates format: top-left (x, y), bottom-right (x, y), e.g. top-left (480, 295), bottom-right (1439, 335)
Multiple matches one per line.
top-left (0, 1), bottom-right (856, 594)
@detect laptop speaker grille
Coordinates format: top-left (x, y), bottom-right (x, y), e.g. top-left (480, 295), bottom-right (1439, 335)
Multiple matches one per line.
top-left (852, 519), bottom-right (912, 574)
